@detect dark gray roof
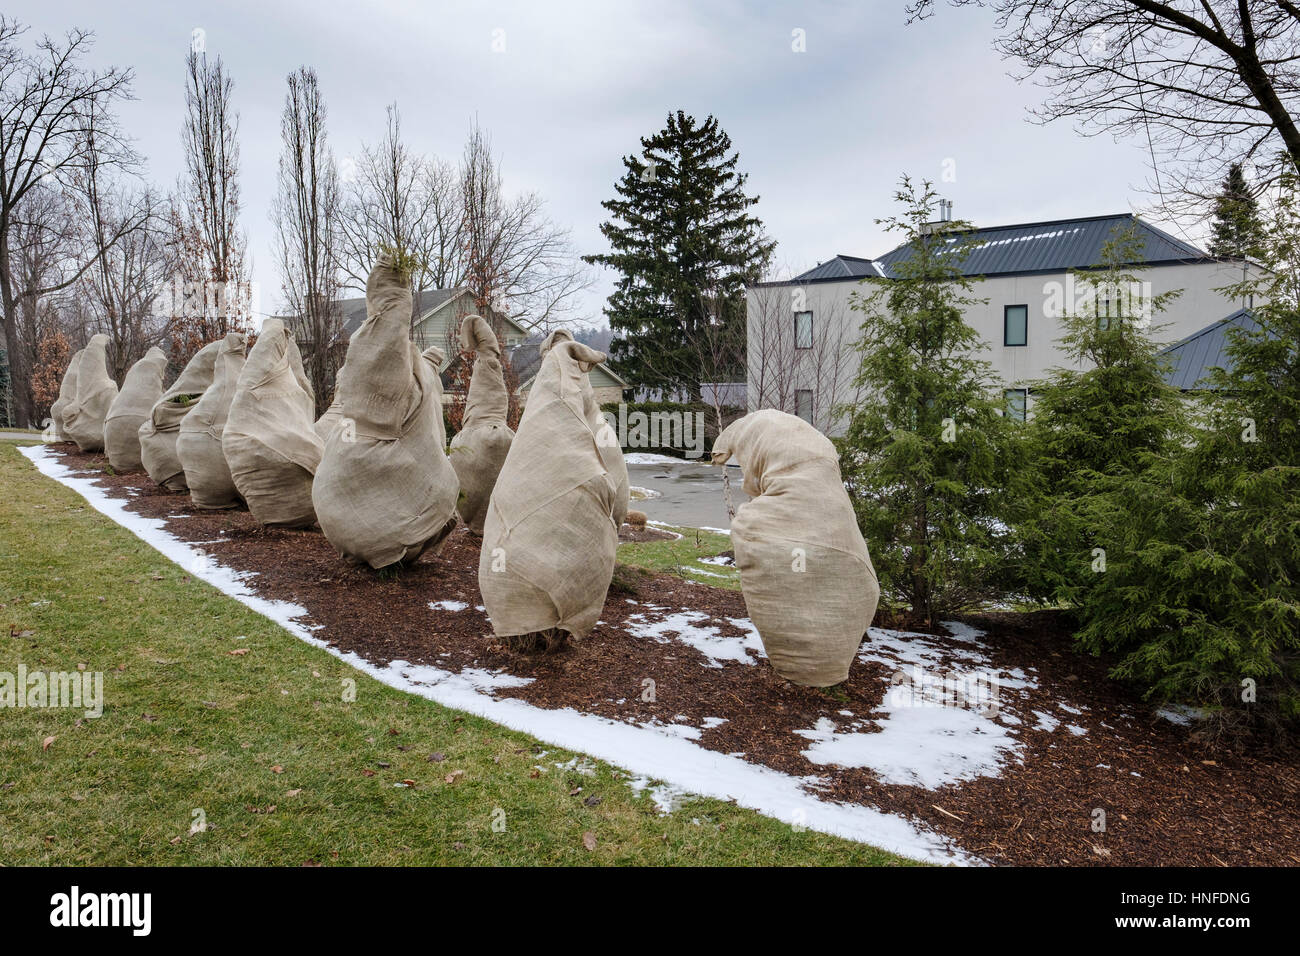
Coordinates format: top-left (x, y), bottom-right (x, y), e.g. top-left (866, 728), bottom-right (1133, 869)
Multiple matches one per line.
top-left (793, 255), bottom-right (884, 282)
top-left (875, 214), bottom-right (1213, 278)
top-left (337, 288), bottom-right (458, 339)
top-left (1157, 308), bottom-right (1270, 390)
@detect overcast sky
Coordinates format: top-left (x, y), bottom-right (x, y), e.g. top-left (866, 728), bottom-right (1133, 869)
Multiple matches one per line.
top-left (9, 0), bottom-right (1197, 326)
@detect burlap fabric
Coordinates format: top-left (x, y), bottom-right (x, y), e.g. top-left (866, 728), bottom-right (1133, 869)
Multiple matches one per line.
top-left (104, 347), bottom-right (167, 471)
top-left (710, 409), bottom-right (879, 686)
top-left (223, 319), bottom-right (323, 527)
top-left (176, 331), bottom-right (246, 509)
top-left (63, 334), bottom-right (118, 453)
top-left (448, 314), bottom-right (513, 533)
top-left (49, 348), bottom-right (83, 441)
top-left (478, 338), bottom-right (621, 641)
top-left (311, 255), bottom-right (460, 568)
top-left (139, 340), bottom-right (221, 492)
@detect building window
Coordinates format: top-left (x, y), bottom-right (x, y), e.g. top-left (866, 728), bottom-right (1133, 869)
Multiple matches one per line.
top-left (794, 311), bottom-right (813, 349)
top-left (1004, 304), bottom-right (1027, 346)
top-left (795, 389), bottom-right (814, 424)
top-left (1004, 388), bottom-right (1027, 422)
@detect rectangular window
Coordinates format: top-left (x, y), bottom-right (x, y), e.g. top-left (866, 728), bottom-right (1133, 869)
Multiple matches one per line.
top-left (1004, 304), bottom-right (1027, 346)
top-left (1004, 388), bottom-right (1027, 422)
top-left (795, 389), bottom-right (814, 424)
top-left (794, 311), bottom-right (813, 349)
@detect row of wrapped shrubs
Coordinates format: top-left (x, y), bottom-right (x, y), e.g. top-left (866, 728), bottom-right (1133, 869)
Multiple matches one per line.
top-left (48, 253), bottom-right (877, 686)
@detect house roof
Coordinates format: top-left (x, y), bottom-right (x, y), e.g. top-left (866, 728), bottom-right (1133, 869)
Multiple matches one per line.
top-left (1157, 307), bottom-right (1271, 390)
top-left (511, 339), bottom-right (629, 391)
top-left (874, 213), bottom-right (1214, 278)
top-left (792, 255), bottom-right (885, 282)
top-left (336, 288), bottom-right (459, 339)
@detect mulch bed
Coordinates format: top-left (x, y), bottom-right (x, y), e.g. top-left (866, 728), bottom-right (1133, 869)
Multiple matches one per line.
top-left (39, 444), bottom-right (1300, 866)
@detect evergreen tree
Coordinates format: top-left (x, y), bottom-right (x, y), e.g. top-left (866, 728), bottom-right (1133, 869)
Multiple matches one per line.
top-left (1076, 185), bottom-right (1300, 735)
top-left (836, 178), bottom-right (1024, 626)
top-left (584, 112), bottom-right (774, 397)
top-left (1208, 163), bottom-right (1265, 259)
top-left (1016, 225), bottom-right (1186, 607)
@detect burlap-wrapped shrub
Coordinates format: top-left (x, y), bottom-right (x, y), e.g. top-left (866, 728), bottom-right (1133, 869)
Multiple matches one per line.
top-left (63, 334), bottom-right (118, 453)
top-left (449, 314), bottom-right (514, 534)
top-left (139, 341), bottom-right (221, 491)
top-left (176, 331), bottom-right (246, 509)
top-left (479, 338), bottom-right (623, 649)
top-left (710, 409), bottom-right (879, 687)
top-left (222, 319), bottom-right (323, 527)
top-left (49, 348), bottom-right (84, 442)
top-left (104, 347), bottom-right (168, 471)
top-left (311, 255), bottom-right (459, 569)
top-left (540, 329), bottom-right (629, 527)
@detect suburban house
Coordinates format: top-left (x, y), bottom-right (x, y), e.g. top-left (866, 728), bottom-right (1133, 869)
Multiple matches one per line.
top-left (294, 286), bottom-right (626, 407)
top-left (745, 211), bottom-right (1259, 434)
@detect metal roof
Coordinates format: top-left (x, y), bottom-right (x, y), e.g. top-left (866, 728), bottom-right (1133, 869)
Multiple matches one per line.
top-left (875, 214), bottom-right (1212, 278)
top-left (1157, 308), bottom-right (1271, 390)
top-left (792, 255), bottom-right (884, 282)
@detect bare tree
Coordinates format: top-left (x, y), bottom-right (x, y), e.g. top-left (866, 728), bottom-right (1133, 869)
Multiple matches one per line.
top-left (459, 121), bottom-right (591, 329)
top-left (75, 102), bottom-right (168, 381)
top-left (0, 17), bottom-right (134, 425)
top-left (746, 279), bottom-right (861, 435)
top-left (168, 46), bottom-right (249, 357)
top-left (911, 1), bottom-right (1300, 211)
top-left (338, 104), bottom-right (460, 324)
top-left (272, 66), bottom-right (342, 415)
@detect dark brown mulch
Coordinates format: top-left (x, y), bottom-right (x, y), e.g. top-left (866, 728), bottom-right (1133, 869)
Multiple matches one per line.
top-left (38, 444), bottom-right (1300, 866)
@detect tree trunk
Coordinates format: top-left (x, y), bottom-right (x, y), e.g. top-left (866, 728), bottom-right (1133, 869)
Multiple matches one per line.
top-left (0, 232), bottom-right (33, 427)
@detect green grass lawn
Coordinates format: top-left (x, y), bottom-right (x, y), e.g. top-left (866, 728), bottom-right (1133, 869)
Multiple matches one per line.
top-left (0, 444), bottom-right (912, 866)
top-left (617, 525), bottom-right (739, 590)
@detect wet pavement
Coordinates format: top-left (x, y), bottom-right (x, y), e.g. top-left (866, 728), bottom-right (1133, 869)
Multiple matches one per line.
top-left (625, 458), bottom-right (749, 530)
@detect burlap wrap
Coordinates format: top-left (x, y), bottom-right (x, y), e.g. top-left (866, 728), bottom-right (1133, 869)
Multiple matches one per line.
top-left (448, 314), bottom-right (514, 534)
top-left (478, 338), bottom-right (623, 641)
top-left (311, 255), bottom-right (460, 568)
top-left (176, 331), bottom-right (246, 509)
top-left (139, 340), bottom-right (221, 492)
top-left (710, 409), bottom-right (879, 687)
top-left (104, 347), bottom-right (167, 471)
top-left (63, 334), bottom-right (118, 453)
top-left (49, 348), bottom-right (83, 442)
top-left (223, 319), bottom-right (323, 527)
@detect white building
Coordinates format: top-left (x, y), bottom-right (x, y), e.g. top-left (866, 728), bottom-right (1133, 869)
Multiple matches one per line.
top-left (745, 212), bottom-right (1257, 433)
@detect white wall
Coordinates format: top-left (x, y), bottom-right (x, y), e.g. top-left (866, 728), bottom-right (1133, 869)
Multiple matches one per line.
top-left (746, 258), bottom-right (1258, 433)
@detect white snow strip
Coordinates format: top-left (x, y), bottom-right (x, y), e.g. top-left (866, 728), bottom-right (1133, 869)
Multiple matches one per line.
top-left (623, 608), bottom-right (765, 667)
top-left (21, 444), bottom-right (971, 865)
top-left (429, 599), bottom-right (470, 612)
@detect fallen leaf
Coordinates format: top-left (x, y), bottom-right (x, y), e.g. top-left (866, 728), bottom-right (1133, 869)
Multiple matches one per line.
top-left (270, 765), bottom-right (283, 774)
top-left (583, 795), bottom-right (603, 807)
top-left (41, 735), bottom-right (55, 752)
top-left (169, 835), bottom-right (183, 845)
top-left (285, 789), bottom-right (303, 798)
top-left (529, 769), bottom-right (541, 779)
top-left (227, 648), bottom-right (250, 657)
top-left (569, 787), bottom-right (582, 797)
top-left (582, 831), bottom-right (597, 851)
top-left (428, 752), bottom-right (446, 763)
top-left (444, 770), bottom-right (465, 785)
top-left (361, 769), bottom-right (376, 777)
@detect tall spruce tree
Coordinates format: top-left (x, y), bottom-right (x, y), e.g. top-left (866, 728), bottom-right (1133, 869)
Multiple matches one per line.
top-left (1015, 224), bottom-right (1186, 608)
top-left (584, 111), bottom-right (773, 397)
top-left (836, 178), bottom-right (1024, 626)
top-left (1075, 185), bottom-right (1300, 735)
top-left (1208, 163), bottom-right (1265, 259)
